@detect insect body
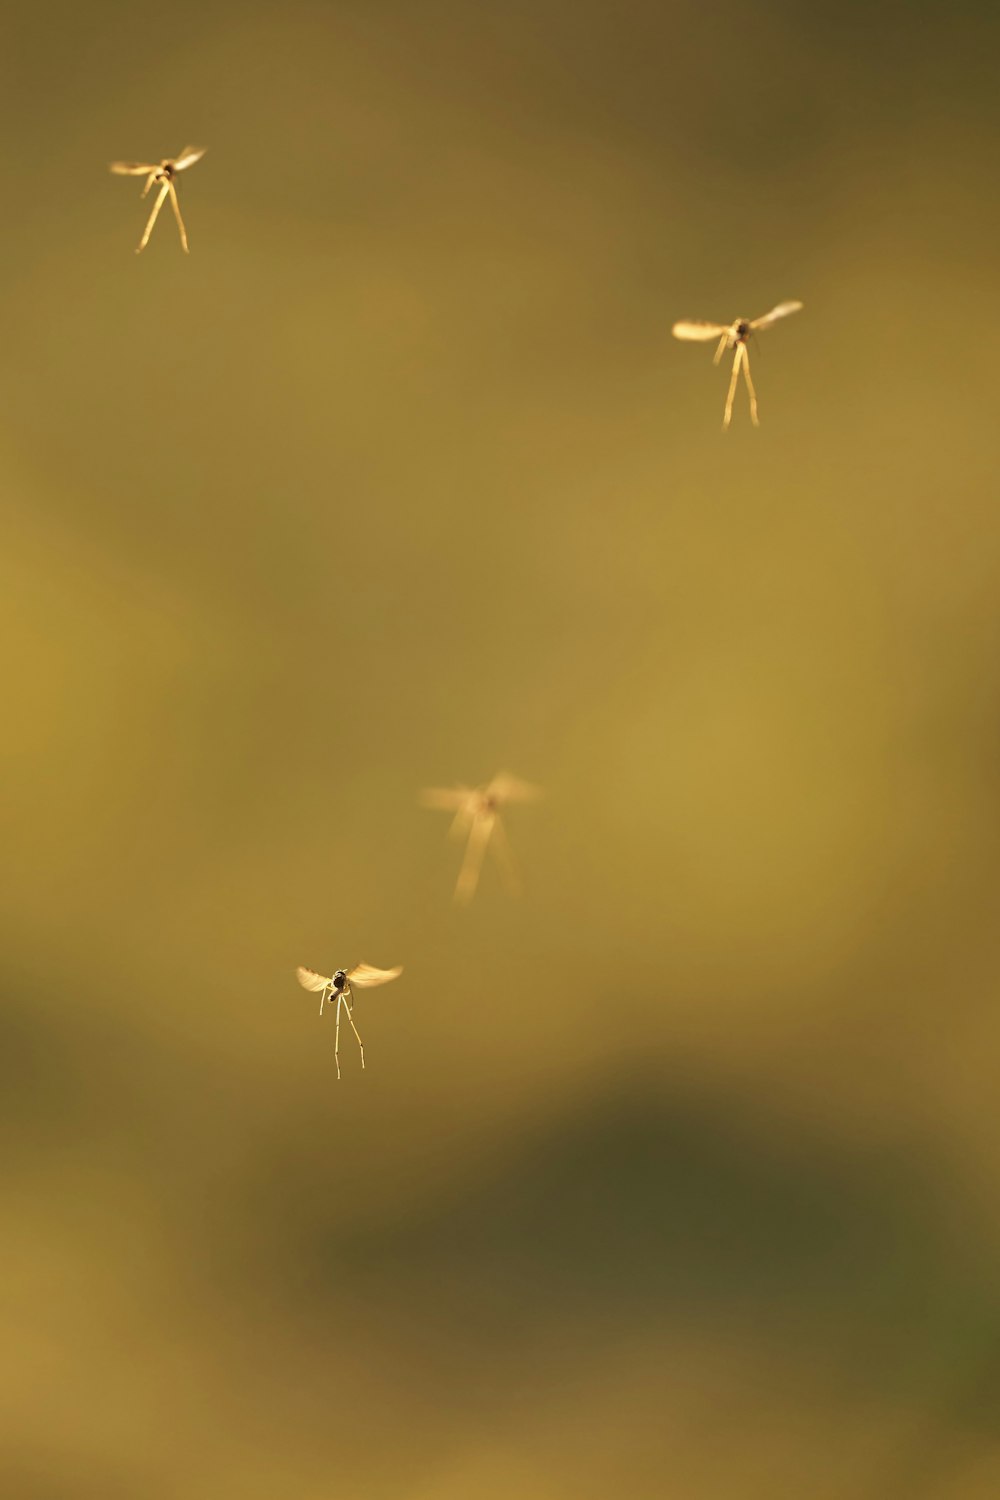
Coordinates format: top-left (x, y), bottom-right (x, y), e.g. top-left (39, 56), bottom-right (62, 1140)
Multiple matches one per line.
top-left (421, 771), bottom-right (541, 904)
top-left (672, 300), bottom-right (803, 429)
top-left (109, 146), bottom-right (206, 254)
top-left (295, 962), bottom-right (402, 1078)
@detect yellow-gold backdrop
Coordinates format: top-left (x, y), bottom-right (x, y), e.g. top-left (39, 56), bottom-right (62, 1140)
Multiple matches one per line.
top-left (3, 1), bottom-right (1000, 1495)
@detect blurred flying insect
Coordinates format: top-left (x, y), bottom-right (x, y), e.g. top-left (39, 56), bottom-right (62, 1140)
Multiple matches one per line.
top-left (421, 772), bottom-right (541, 904)
top-left (295, 962), bottom-right (402, 1079)
top-left (672, 300), bottom-right (803, 429)
top-left (109, 146), bottom-right (206, 254)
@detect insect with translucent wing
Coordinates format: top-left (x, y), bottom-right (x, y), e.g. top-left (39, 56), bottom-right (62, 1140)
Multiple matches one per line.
top-left (421, 772), bottom-right (541, 904)
top-left (295, 963), bottom-right (402, 1079)
top-left (672, 301), bottom-right (803, 429)
top-left (109, 147), bottom-right (206, 254)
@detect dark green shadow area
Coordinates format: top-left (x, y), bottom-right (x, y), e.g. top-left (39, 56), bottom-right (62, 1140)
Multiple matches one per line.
top-left (254, 1074), bottom-right (1000, 1429)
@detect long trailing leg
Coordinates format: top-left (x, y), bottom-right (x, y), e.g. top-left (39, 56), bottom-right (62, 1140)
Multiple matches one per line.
top-left (166, 179), bottom-right (190, 253)
top-left (449, 803), bottom-right (475, 841)
top-left (741, 345), bottom-right (759, 426)
top-left (342, 986), bottom-right (365, 1071)
top-left (488, 814), bottom-right (521, 896)
top-left (713, 333), bottom-right (729, 366)
top-left (136, 179), bottom-right (170, 253)
top-left (319, 984), bottom-right (328, 1018)
top-left (723, 346), bottom-right (742, 430)
top-left (455, 810), bottom-right (494, 904)
top-left (333, 993), bottom-right (343, 1080)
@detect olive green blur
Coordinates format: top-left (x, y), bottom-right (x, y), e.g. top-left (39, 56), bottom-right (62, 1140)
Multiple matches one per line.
top-left (3, 0), bottom-right (1000, 1494)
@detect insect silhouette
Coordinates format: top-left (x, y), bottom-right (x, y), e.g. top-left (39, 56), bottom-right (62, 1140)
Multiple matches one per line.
top-left (295, 962), bottom-right (402, 1079)
top-left (109, 146), bottom-right (206, 254)
top-left (672, 301), bottom-right (803, 429)
top-left (421, 772), bottom-right (541, 904)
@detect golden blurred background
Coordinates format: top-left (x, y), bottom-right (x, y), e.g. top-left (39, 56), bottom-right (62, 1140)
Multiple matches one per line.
top-left (3, 0), bottom-right (1000, 1494)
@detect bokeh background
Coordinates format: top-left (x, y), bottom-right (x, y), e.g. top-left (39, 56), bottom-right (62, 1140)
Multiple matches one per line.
top-left (3, 0), bottom-right (1000, 1494)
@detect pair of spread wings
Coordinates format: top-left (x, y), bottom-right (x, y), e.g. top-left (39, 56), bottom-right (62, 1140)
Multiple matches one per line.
top-left (109, 146), bottom-right (206, 177)
top-left (672, 300), bottom-right (803, 342)
top-left (420, 772), bottom-right (541, 902)
top-left (420, 772), bottom-right (540, 827)
top-left (296, 963), bottom-right (402, 993)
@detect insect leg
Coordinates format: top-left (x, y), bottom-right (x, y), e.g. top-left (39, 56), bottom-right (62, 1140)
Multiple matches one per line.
top-left (449, 803), bottom-right (474, 841)
top-left (166, 179), bottom-right (190, 253)
top-left (136, 180), bottom-right (169, 253)
top-left (713, 333), bottom-right (729, 367)
top-left (742, 345), bottom-right (759, 426)
top-left (488, 814), bottom-right (521, 896)
top-left (319, 984), bottom-right (327, 1018)
top-left (455, 812), bottom-right (493, 904)
top-left (333, 992), bottom-right (343, 1080)
top-left (723, 347), bottom-right (741, 430)
top-left (342, 986), bottom-right (365, 1070)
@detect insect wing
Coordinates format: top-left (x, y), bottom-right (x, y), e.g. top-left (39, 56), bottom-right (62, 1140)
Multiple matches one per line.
top-left (110, 161), bottom-right (156, 175)
top-left (173, 146), bottom-right (206, 171)
top-left (672, 320), bottom-right (728, 341)
top-left (488, 772), bottom-right (541, 805)
top-left (347, 963), bottom-right (403, 988)
top-left (750, 300), bottom-right (803, 330)
top-left (295, 965), bottom-right (332, 993)
top-left (420, 786), bottom-right (473, 810)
